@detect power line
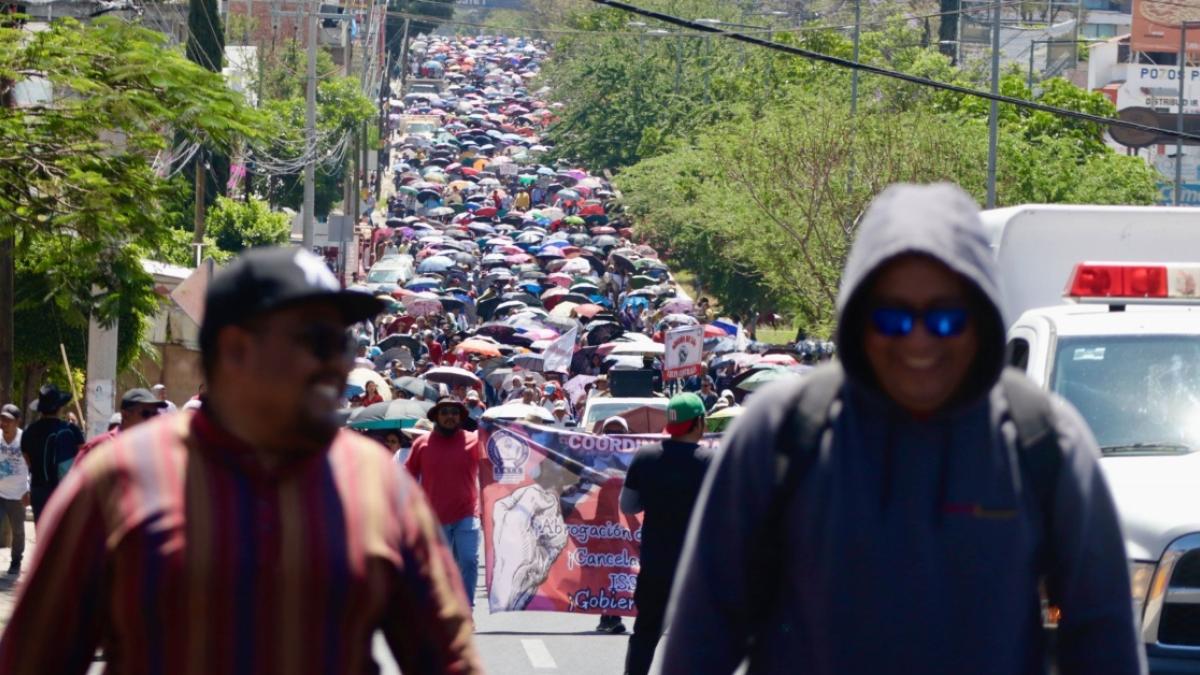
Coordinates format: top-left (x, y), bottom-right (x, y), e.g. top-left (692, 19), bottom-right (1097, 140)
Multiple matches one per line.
top-left (584, 0), bottom-right (1200, 144)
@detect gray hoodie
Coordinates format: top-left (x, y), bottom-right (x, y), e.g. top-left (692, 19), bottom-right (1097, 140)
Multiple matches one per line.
top-left (659, 183), bottom-right (1143, 675)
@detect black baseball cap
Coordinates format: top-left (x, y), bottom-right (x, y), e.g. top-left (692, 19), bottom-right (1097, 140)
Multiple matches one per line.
top-left (199, 247), bottom-right (385, 355)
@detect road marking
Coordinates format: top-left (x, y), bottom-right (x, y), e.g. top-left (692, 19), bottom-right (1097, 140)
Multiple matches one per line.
top-left (521, 639), bottom-right (557, 670)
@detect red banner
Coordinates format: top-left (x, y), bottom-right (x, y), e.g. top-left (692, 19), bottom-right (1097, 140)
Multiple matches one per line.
top-left (478, 419), bottom-right (644, 616)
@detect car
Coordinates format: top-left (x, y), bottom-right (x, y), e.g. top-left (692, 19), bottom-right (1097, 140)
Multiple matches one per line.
top-left (366, 255), bottom-right (414, 290)
top-left (578, 396), bottom-right (667, 434)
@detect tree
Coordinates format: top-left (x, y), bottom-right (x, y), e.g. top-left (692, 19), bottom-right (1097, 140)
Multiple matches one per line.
top-left (0, 17), bottom-right (263, 400)
top-left (206, 196), bottom-right (292, 253)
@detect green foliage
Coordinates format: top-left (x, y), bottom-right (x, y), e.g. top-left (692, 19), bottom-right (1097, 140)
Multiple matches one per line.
top-left (206, 196), bottom-right (291, 253)
top-left (0, 17), bottom-right (263, 385)
top-left (0, 18), bottom-right (263, 322)
top-left (559, 9), bottom-right (1163, 334)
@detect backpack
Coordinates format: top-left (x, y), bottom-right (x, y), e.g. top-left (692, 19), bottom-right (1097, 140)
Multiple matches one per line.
top-left (747, 363), bottom-right (1062, 649)
top-left (42, 422), bottom-right (81, 483)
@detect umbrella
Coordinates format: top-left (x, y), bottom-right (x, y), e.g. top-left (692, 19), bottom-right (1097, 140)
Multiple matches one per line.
top-left (585, 321), bottom-right (624, 346)
top-left (373, 346), bottom-right (415, 370)
top-left (737, 367), bottom-right (797, 392)
top-left (511, 352), bottom-right (545, 372)
top-left (549, 301), bottom-right (580, 318)
top-left (346, 368), bottom-right (394, 402)
top-left (476, 322), bottom-right (518, 341)
top-left (438, 295), bottom-right (467, 312)
top-left (482, 403), bottom-right (554, 422)
top-left (606, 341), bottom-right (665, 356)
top-left (562, 374), bottom-right (598, 406)
top-left (423, 366), bottom-right (482, 389)
top-left (711, 352), bottom-right (758, 369)
top-left (456, 339), bottom-right (503, 358)
top-left (705, 405), bottom-right (744, 433)
top-left (347, 399), bottom-right (434, 431)
top-left (574, 303), bottom-right (604, 319)
top-left (417, 255), bottom-right (455, 273)
top-left (404, 293), bottom-right (443, 317)
top-left (393, 376), bottom-right (439, 400)
top-left (660, 297), bottom-right (694, 314)
top-left (378, 333), bottom-right (421, 353)
top-left (759, 353), bottom-right (800, 367)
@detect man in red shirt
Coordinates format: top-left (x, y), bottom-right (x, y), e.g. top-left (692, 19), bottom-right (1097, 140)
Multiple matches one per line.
top-left (406, 396), bottom-right (481, 608)
top-left (0, 247), bottom-right (481, 674)
top-left (423, 330), bottom-right (444, 365)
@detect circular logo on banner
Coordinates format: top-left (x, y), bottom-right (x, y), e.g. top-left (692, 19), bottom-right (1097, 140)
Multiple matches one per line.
top-left (487, 430), bottom-right (531, 483)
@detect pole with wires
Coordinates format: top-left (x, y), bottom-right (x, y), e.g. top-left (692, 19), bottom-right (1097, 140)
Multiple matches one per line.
top-left (850, 0), bottom-right (860, 116)
top-left (303, 0), bottom-right (318, 250)
top-left (1176, 24), bottom-right (1187, 206)
top-left (986, 0), bottom-right (1001, 209)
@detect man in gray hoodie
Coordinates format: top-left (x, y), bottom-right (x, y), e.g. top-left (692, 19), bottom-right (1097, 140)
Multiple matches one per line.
top-left (659, 183), bottom-right (1143, 675)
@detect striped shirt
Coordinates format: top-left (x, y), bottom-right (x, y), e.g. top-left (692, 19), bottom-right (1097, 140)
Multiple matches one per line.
top-left (0, 410), bottom-right (482, 675)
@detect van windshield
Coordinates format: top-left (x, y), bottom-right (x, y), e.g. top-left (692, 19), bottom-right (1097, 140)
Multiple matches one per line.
top-left (1051, 336), bottom-right (1200, 454)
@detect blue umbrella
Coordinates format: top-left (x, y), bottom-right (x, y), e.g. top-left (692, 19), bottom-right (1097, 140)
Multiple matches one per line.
top-left (417, 255), bottom-right (455, 274)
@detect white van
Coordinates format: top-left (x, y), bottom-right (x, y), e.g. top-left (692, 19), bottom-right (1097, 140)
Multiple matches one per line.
top-left (984, 204), bottom-right (1200, 673)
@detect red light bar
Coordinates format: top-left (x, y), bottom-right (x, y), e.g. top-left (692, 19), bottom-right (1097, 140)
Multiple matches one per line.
top-left (1065, 262), bottom-right (1180, 300)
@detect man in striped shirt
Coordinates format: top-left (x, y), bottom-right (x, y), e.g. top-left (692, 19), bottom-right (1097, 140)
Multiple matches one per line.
top-left (0, 247), bottom-right (483, 674)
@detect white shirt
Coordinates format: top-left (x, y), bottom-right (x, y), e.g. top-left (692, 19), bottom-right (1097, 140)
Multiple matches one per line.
top-left (0, 429), bottom-right (28, 500)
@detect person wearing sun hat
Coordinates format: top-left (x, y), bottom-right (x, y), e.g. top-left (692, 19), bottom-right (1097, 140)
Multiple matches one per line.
top-left (618, 392), bottom-right (713, 675)
top-left (407, 395), bottom-right (484, 609)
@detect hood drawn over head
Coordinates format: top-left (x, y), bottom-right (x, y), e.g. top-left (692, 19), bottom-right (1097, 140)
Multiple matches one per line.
top-left (834, 183), bottom-right (1007, 408)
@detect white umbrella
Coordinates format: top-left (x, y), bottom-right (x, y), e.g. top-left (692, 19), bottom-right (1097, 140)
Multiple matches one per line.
top-left (608, 342), bottom-right (665, 356)
top-left (346, 368), bottom-right (394, 401)
top-left (482, 403), bottom-right (554, 422)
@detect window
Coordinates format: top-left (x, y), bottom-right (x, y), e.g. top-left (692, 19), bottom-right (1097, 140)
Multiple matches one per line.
top-left (1051, 335), bottom-right (1200, 452)
top-left (1007, 338), bottom-right (1030, 371)
top-left (1082, 23), bottom-right (1119, 39)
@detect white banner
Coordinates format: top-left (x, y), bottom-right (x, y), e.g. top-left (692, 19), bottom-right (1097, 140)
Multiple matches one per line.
top-left (543, 327), bottom-right (578, 374)
top-left (663, 326), bottom-right (703, 380)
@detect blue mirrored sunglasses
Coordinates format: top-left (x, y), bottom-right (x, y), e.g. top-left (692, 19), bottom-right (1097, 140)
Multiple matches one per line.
top-left (870, 307), bottom-right (970, 338)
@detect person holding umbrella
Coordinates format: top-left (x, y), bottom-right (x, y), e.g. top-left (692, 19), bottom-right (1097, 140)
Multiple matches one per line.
top-left (406, 396), bottom-right (483, 610)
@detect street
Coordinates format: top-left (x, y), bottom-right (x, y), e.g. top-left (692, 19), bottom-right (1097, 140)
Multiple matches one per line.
top-left (0, 524), bottom-right (635, 675)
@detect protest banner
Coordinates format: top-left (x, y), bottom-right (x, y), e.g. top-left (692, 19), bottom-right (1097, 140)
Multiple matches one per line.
top-left (478, 419), bottom-right (722, 616)
top-left (663, 325), bottom-right (703, 380)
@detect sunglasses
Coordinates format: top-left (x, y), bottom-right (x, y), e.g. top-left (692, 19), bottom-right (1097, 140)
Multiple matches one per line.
top-left (253, 323), bottom-right (355, 362)
top-left (870, 307), bottom-right (970, 338)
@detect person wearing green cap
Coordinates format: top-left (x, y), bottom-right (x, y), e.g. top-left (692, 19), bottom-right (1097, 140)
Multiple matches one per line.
top-left (619, 392), bottom-right (712, 675)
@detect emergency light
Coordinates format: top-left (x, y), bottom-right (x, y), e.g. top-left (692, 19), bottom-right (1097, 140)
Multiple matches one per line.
top-left (1064, 262), bottom-right (1200, 301)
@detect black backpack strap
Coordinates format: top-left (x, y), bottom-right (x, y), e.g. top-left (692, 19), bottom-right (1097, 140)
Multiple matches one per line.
top-left (999, 368), bottom-right (1063, 578)
top-left (747, 363), bottom-right (844, 647)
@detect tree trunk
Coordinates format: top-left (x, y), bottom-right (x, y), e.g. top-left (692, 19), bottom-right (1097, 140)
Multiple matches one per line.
top-left (0, 82), bottom-right (13, 406)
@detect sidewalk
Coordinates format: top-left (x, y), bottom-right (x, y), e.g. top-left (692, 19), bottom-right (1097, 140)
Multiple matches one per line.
top-left (0, 513), bottom-right (36, 630)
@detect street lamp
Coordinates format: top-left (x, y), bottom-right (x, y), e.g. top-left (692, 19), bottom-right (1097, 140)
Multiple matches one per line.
top-left (1175, 22), bottom-right (1200, 206)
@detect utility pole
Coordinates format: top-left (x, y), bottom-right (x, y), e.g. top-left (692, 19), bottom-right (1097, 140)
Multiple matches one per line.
top-left (193, 147), bottom-right (207, 245)
top-left (1176, 24), bottom-right (1191, 206)
top-left (986, 0), bottom-right (1001, 208)
top-left (850, 0), bottom-right (861, 116)
top-left (303, 0), bottom-right (318, 250)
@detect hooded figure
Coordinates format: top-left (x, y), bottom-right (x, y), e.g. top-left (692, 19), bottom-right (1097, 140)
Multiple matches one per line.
top-left (659, 184), bottom-right (1142, 675)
